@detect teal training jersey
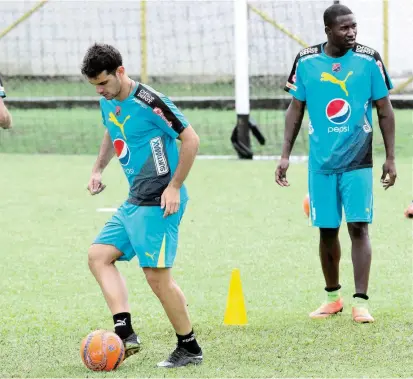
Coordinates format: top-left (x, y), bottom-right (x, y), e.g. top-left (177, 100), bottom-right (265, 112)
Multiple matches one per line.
top-left (100, 83), bottom-right (189, 206)
top-left (284, 43), bottom-right (393, 174)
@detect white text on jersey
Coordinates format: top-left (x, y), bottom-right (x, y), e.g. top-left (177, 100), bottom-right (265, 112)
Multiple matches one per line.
top-left (150, 137), bottom-right (170, 176)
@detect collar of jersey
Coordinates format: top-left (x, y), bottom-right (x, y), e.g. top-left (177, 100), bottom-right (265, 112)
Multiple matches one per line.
top-left (111, 81), bottom-right (140, 104)
top-left (320, 42), bottom-right (353, 60)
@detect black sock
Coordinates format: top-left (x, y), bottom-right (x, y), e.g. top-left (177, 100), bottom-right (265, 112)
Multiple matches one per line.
top-left (325, 284), bottom-right (341, 292)
top-left (113, 312), bottom-right (134, 340)
top-left (177, 330), bottom-right (201, 355)
top-left (353, 293), bottom-right (369, 300)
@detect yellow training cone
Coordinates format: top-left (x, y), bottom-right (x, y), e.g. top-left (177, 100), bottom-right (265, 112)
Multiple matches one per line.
top-left (224, 268), bottom-right (247, 325)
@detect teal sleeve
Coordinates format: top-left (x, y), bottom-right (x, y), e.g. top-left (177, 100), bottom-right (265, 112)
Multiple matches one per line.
top-left (371, 53), bottom-right (393, 100)
top-left (284, 54), bottom-right (306, 102)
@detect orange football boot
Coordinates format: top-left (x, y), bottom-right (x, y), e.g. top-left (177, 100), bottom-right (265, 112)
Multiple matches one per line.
top-left (352, 306), bottom-right (374, 323)
top-left (404, 201), bottom-right (413, 218)
top-left (309, 298), bottom-right (344, 319)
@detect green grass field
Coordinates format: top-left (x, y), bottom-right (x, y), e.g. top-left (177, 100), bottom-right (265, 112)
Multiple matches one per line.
top-left (0, 108), bottom-right (412, 157)
top-left (0, 153), bottom-right (412, 378)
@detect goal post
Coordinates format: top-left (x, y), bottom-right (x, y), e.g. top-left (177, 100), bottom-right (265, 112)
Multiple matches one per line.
top-left (231, 0), bottom-right (265, 160)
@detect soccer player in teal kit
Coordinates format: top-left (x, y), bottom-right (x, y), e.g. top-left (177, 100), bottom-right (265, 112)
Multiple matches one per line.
top-left (81, 43), bottom-right (202, 367)
top-left (275, 4), bottom-right (396, 323)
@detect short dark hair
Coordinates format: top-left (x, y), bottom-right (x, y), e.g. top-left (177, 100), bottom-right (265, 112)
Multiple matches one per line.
top-left (81, 43), bottom-right (123, 78)
top-left (323, 4), bottom-right (353, 27)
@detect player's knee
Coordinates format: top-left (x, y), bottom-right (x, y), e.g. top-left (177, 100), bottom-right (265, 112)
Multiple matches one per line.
top-left (144, 268), bottom-right (173, 297)
top-left (88, 244), bottom-right (116, 268)
top-left (88, 245), bottom-right (102, 269)
top-left (320, 227), bottom-right (339, 241)
top-left (348, 222), bottom-right (369, 239)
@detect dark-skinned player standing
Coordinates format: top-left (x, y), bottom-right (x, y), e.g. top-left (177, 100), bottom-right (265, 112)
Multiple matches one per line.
top-left (276, 4), bottom-right (396, 323)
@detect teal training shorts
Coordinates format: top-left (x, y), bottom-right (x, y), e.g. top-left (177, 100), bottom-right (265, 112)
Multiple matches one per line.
top-left (93, 200), bottom-right (187, 268)
top-left (308, 167), bottom-right (373, 228)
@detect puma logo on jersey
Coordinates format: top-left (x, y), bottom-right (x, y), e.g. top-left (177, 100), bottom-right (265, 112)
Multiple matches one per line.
top-left (108, 112), bottom-right (130, 140)
top-left (320, 71), bottom-right (353, 96)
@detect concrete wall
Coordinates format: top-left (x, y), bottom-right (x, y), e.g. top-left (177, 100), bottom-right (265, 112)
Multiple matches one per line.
top-left (0, 0), bottom-right (411, 78)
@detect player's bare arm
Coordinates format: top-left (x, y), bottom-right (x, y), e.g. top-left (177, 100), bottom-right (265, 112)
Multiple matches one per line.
top-left (88, 130), bottom-right (115, 195)
top-left (161, 125), bottom-right (200, 218)
top-left (375, 96), bottom-right (396, 189)
top-left (275, 98), bottom-right (305, 187)
top-left (0, 98), bottom-right (12, 129)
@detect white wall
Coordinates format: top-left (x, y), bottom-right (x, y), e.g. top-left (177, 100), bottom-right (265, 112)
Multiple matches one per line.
top-left (0, 0), bottom-right (411, 78)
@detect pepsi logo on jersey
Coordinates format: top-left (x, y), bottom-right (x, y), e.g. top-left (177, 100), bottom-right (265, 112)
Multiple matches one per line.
top-left (328, 125), bottom-right (349, 134)
top-left (325, 99), bottom-right (351, 125)
top-left (113, 139), bottom-right (131, 166)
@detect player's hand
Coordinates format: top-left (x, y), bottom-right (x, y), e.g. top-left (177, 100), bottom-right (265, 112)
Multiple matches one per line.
top-left (161, 184), bottom-right (180, 218)
top-left (87, 172), bottom-right (106, 195)
top-left (275, 158), bottom-right (290, 187)
top-left (381, 158), bottom-right (397, 190)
